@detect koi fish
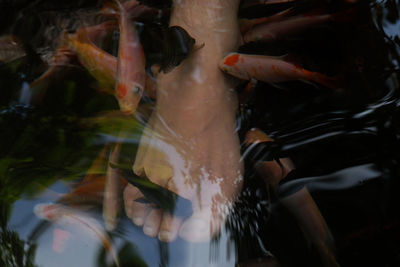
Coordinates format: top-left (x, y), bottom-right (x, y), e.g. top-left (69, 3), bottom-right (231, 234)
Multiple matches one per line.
top-left (114, 0), bottom-right (146, 114)
top-left (29, 19), bottom-right (155, 105)
top-left (34, 203), bottom-right (120, 267)
top-left (244, 9), bottom-right (353, 43)
top-left (65, 22), bottom-right (158, 99)
top-left (219, 52), bottom-right (338, 90)
top-left (64, 31), bottom-right (117, 94)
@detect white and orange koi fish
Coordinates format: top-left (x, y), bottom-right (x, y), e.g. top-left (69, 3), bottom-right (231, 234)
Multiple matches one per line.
top-left (219, 52), bottom-right (338, 90)
top-left (34, 203), bottom-right (120, 267)
top-left (113, 0), bottom-right (146, 114)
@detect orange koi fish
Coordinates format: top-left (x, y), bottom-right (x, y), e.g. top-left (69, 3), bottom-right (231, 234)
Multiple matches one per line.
top-left (64, 28), bottom-right (117, 93)
top-left (29, 21), bottom-right (118, 105)
top-left (113, 0), bottom-right (146, 114)
top-left (34, 203), bottom-right (120, 267)
top-left (29, 24), bottom-right (156, 108)
top-left (219, 53), bottom-right (337, 90)
top-left (30, 18), bottom-right (156, 105)
top-left (244, 9), bottom-right (353, 43)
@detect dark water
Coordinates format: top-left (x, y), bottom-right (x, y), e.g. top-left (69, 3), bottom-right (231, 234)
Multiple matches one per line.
top-left (1, 0), bottom-right (400, 266)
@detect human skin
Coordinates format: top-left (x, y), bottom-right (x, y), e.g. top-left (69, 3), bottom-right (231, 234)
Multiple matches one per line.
top-left (123, 0), bottom-right (243, 242)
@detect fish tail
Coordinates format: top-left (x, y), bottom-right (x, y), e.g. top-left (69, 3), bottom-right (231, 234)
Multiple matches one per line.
top-left (311, 72), bottom-right (342, 91)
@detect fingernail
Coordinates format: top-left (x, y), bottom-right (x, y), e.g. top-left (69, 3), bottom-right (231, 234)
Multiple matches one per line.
top-left (143, 224), bottom-right (154, 236)
top-left (158, 230), bottom-right (173, 242)
top-left (132, 216), bottom-right (144, 226)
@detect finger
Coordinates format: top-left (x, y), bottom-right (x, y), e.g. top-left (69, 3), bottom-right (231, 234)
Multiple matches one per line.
top-left (130, 200), bottom-right (150, 226)
top-left (123, 184), bottom-right (144, 219)
top-left (143, 208), bottom-right (162, 237)
top-left (158, 213), bottom-right (183, 242)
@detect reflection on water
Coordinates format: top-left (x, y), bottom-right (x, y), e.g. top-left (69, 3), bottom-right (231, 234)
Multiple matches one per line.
top-left (1, 0), bottom-right (400, 266)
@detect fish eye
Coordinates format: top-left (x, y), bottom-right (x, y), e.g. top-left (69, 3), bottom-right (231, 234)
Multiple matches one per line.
top-left (132, 86), bottom-right (141, 94)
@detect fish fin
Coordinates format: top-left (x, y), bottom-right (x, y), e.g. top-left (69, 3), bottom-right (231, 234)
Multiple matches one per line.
top-left (310, 73), bottom-right (343, 91)
top-left (279, 53), bottom-right (302, 66)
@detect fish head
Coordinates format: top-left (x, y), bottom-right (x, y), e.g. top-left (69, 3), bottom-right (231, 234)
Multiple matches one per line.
top-left (219, 53), bottom-right (250, 80)
top-left (116, 80), bottom-right (144, 115)
top-left (34, 203), bottom-right (62, 221)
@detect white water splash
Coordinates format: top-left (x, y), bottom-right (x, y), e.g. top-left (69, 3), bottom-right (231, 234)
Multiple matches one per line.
top-left (18, 82), bottom-right (32, 105)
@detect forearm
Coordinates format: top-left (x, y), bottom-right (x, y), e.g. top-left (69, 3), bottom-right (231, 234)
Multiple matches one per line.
top-left (155, 0), bottom-right (241, 133)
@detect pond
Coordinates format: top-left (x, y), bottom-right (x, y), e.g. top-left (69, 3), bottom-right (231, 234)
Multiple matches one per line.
top-left (1, 0), bottom-right (400, 266)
